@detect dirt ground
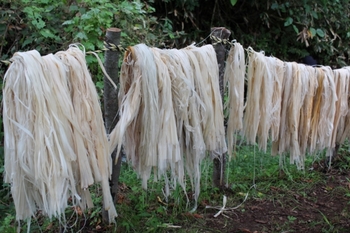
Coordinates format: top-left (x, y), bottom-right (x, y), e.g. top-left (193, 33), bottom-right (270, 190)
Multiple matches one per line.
top-left (76, 159), bottom-right (350, 233)
top-left (197, 167), bottom-right (350, 233)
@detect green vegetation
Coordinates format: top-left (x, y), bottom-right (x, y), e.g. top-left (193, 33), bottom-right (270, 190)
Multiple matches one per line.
top-left (2, 141), bottom-right (349, 232)
top-left (1, 0), bottom-right (350, 232)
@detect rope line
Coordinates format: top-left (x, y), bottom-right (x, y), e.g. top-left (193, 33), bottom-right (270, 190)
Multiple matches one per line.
top-left (210, 35), bottom-right (234, 46)
top-left (0, 41), bottom-right (126, 65)
top-left (1, 34), bottom-right (234, 65)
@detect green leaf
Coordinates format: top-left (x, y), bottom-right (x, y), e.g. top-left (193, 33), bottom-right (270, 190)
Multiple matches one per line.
top-left (75, 31), bottom-right (88, 40)
top-left (293, 25), bottom-right (299, 34)
top-left (96, 81), bottom-right (104, 89)
top-left (62, 19), bottom-right (74, 25)
top-left (40, 29), bottom-right (57, 39)
top-left (230, 0), bottom-right (237, 6)
top-left (311, 11), bottom-right (318, 19)
top-left (271, 3), bottom-right (279, 10)
top-left (69, 5), bottom-right (79, 12)
top-left (284, 17), bottom-right (293, 27)
top-left (32, 19), bottom-right (45, 29)
top-left (22, 38), bottom-right (33, 47)
top-left (310, 27), bottom-right (316, 37)
top-left (316, 28), bottom-right (325, 37)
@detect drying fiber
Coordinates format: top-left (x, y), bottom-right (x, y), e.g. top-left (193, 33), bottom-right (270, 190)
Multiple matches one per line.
top-left (287, 63), bottom-right (308, 168)
top-left (256, 55), bottom-right (273, 152)
top-left (298, 65), bottom-right (318, 157)
top-left (268, 56), bottom-right (284, 143)
top-left (272, 62), bottom-right (293, 156)
top-left (3, 50), bottom-right (78, 221)
top-left (335, 67), bottom-right (350, 145)
top-left (223, 42), bottom-right (245, 158)
top-left (3, 48), bottom-right (117, 223)
top-left (325, 67), bottom-right (349, 157)
top-left (315, 66), bottom-right (337, 152)
top-left (55, 46), bottom-right (117, 223)
top-left (108, 43), bottom-right (226, 210)
top-left (243, 48), bottom-right (273, 152)
top-left (184, 45), bottom-right (227, 156)
top-left (243, 48), bottom-right (264, 145)
top-left (109, 44), bottom-right (160, 190)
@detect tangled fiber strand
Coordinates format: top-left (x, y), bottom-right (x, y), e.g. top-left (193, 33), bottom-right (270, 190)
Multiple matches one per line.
top-left (268, 57), bottom-right (284, 143)
top-left (243, 48), bottom-right (263, 145)
top-left (272, 62), bottom-right (293, 157)
top-left (109, 43), bottom-right (225, 211)
top-left (243, 48), bottom-right (273, 152)
top-left (3, 51), bottom-right (79, 222)
top-left (298, 66), bottom-right (318, 158)
top-left (309, 68), bottom-right (326, 154)
top-left (326, 67), bottom-right (349, 157)
top-left (184, 45), bottom-right (227, 156)
top-left (316, 66), bottom-right (337, 152)
top-left (335, 67), bottom-right (350, 144)
top-left (287, 63), bottom-right (308, 169)
top-left (3, 48), bottom-right (117, 225)
top-left (109, 44), bottom-right (159, 190)
top-left (223, 42), bottom-right (245, 158)
top-left (256, 55), bottom-right (273, 152)
top-left (56, 46), bottom-right (117, 223)
top-left (150, 47), bottom-right (184, 197)
top-left (163, 47), bottom-right (206, 210)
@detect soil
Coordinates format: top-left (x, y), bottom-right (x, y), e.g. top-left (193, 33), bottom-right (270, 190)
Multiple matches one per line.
top-left (191, 163), bottom-right (350, 233)
top-left (70, 158), bottom-right (350, 233)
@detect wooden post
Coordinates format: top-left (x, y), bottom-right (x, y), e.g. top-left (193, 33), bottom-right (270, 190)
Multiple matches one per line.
top-left (103, 28), bottom-right (122, 205)
top-left (211, 27), bottom-right (231, 188)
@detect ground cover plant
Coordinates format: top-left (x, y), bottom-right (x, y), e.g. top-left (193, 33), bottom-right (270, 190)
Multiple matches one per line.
top-left (1, 141), bottom-right (349, 232)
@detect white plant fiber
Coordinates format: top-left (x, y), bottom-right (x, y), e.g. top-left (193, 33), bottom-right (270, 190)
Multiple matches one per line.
top-left (4, 51), bottom-right (81, 221)
top-left (223, 42), bottom-right (245, 157)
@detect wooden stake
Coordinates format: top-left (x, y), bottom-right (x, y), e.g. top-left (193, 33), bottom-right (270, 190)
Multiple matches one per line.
top-left (211, 27), bottom-right (231, 188)
top-left (103, 28), bottom-right (122, 210)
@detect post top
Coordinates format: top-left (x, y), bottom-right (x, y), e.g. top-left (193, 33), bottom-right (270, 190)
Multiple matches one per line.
top-left (107, 28), bottom-right (121, 32)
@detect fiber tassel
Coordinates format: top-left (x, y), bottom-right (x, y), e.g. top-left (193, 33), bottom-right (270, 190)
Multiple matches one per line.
top-left (224, 42), bottom-right (245, 158)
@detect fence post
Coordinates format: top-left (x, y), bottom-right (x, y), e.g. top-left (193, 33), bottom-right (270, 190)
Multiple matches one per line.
top-left (211, 27), bottom-right (231, 187)
top-left (103, 28), bottom-right (122, 205)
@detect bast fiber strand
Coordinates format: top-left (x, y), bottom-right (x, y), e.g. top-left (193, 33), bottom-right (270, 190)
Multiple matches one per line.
top-left (3, 50), bottom-right (78, 221)
top-left (3, 48), bottom-right (117, 224)
top-left (56, 46), bottom-right (117, 223)
top-left (223, 42), bottom-right (245, 158)
top-left (108, 43), bottom-right (227, 210)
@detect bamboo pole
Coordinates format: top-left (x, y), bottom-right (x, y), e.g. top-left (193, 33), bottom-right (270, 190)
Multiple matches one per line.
top-left (211, 27), bottom-right (231, 187)
top-left (103, 28), bottom-right (122, 205)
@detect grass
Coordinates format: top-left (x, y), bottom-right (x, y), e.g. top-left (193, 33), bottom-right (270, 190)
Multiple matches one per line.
top-left (0, 141), bottom-right (349, 232)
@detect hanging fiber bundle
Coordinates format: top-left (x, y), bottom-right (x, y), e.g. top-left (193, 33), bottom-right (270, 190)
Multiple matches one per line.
top-left (309, 67), bottom-right (326, 154)
top-left (298, 65), bottom-right (318, 157)
top-left (159, 47), bottom-right (206, 209)
top-left (55, 46), bottom-right (117, 223)
top-left (150, 47), bottom-right (184, 197)
top-left (184, 44), bottom-right (227, 156)
top-left (243, 48), bottom-right (273, 152)
top-left (256, 55), bottom-right (274, 152)
top-left (4, 51), bottom-right (82, 221)
top-left (326, 67), bottom-right (349, 157)
top-left (243, 48), bottom-right (264, 145)
top-left (223, 42), bottom-right (246, 157)
top-left (109, 44), bottom-right (159, 190)
top-left (272, 62), bottom-right (293, 156)
top-left (315, 66), bottom-right (337, 152)
top-left (335, 67), bottom-right (350, 144)
top-left (3, 47), bottom-right (117, 224)
top-left (267, 57), bottom-right (284, 143)
top-left (287, 63), bottom-right (308, 168)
